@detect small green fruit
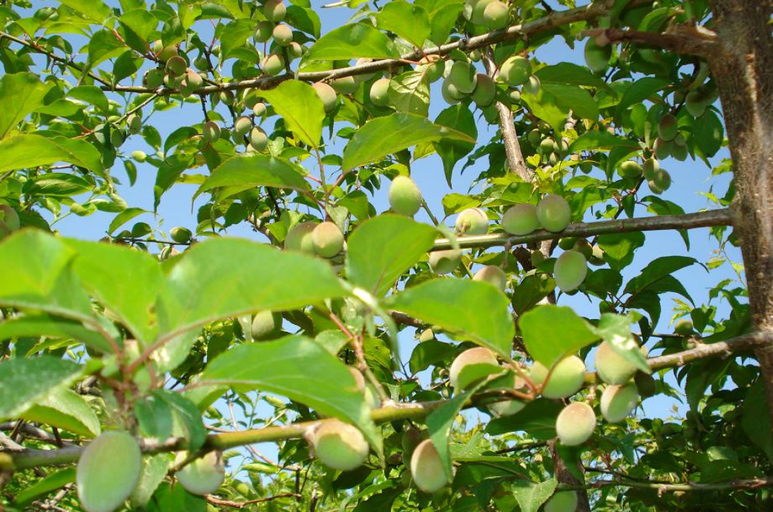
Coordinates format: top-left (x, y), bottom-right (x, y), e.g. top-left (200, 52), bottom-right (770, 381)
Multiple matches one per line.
top-left (522, 75), bottom-right (540, 96)
top-left (287, 41), bottom-right (304, 60)
top-left (410, 439), bottom-right (450, 493)
top-left (499, 56), bottom-right (531, 86)
top-left (263, 0), bottom-right (286, 22)
top-left (170, 227), bottom-right (192, 243)
top-left (584, 38), bottom-right (611, 73)
top-left (473, 265), bottom-right (507, 293)
top-left (653, 136), bottom-right (672, 160)
top-left (402, 426), bottom-right (423, 461)
top-left (251, 310), bottom-right (282, 340)
top-left (131, 150), bottom-right (147, 162)
top-left (544, 491), bottom-right (579, 512)
top-left (487, 373), bottom-right (526, 418)
top-left (110, 129), bottom-right (126, 148)
top-left (417, 56), bottom-right (444, 83)
top-left (441, 78), bottom-right (465, 104)
top-left (389, 175), bottom-right (422, 216)
top-left (249, 127), bottom-right (268, 151)
top-left (262, 53), bottom-right (285, 76)
top-left (219, 90), bottom-right (235, 106)
top-left (540, 137), bottom-right (555, 154)
top-left (463, 0), bottom-right (495, 25)
top-left (428, 249), bottom-right (461, 274)
top-left (151, 40), bottom-right (178, 62)
top-left (370, 77), bottom-right (391, 107)
top-left (471, 73), bottom-right (496, 107)
top-left (272, 24), bottom-right (293, 46)
top-left (143, 69), bottom-right (164, 88)
top-left (285, 221), bottom-right (317, 253)
top-left (600, 382), bottom-right (639, 423)
top-left (554, 250), bottom-right (588, 292)
top-left (572, 238), bottom-right (593, 259)
top-left (502, 204), bottom-right (540, 235)
top-left (203, 121), bottom-right (221, 143)
top-left (531, 355), bottom-right (586, 399)
top-left (311, 221), bottom-right (344, 258)
top-left (483, 0), bottom-right (509, 29)
top-left (127, 114), bottom-right (142, 134)
top-left (234, 116), bottom-right (252, 137)
top-left (675, 318), bottom-right (694, 336)
top-left (330, 76), bottom-right (358, 95)
top-left (685, 90), bottom-right (707, 117)
top-left (635, 372), bottom-right (657, 398)
top-left (448, 60), bottom-right (477, 94)
top-left (255, 21), bottom-right (274, 43)
top-left (648, 169), bottom-right (672, 194)
top-left (657, 114), bottom-right (678, 141)
top-left (253, 102), bottom-right (267, 116)
top-left (455, 207), bottom-right (489, 235)
top-left (536, 194), bottom-right (571, 232)
top-left (77, 431), bottom-right (141, 512)
top-left (194, 56), bottom-right (210, 71)
top-left (176, 451), bottom-right (225, 496)
top-left (449, 347), bottom-right (500, 390)
top-left (313, 82), bottom-right (338, 113)
top-left (556, 402), bottom-right (596, 446)
top-left (180, 70), bottom-right (203, 96)
top-left (165, 56), bottom-right (187, 78)
top-left (594, 341), bottom-right (637, 385)
top-left (313, 419), bottom-right (369, 471)
top-left (619, 160), bottom-right (642, 179)
top-left (642, 158), bottom-right (659, 180)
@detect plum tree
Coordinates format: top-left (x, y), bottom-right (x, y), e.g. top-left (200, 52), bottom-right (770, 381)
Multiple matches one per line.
top-left (600, 382), bottom-right (639, 423)
top-left (313, 82), bottom-right (338, 113)
top-left (502, 204), bottom-right (540, 235)
top-left (388, 175), bottom-right (422, 216)
top-left (584, 38), bottom-right (611, 73)
top-left (312, 419), bottom-right (369, 471)
top-left (449, 346), bottom-right (500, 390)
top-left (428, 249), bottom-right (461, 274)
top-left (251, 310), bottom-right (282, 340)
top-left (499, 56), bottom-right (531, 86)
top-left (554, 250), bottom-right (588, 292)
top-left (473, 265), bottom-right (507, 292)
top-left (536, 194), bottom-right (571, 232)
top-left (555, 402), bottom-right (596, 446)
top-left (594, 341), bottom-right (639, 385)
top-left (370, 77), bottom-right (391, 106)
top-left (530, 355), bottom-right (586, 399)
top-left (284, 221), bottom-right (317, 253)
top-left (175, 451), bottom-right (226, 496)
top-left (410, 439), bottom-right (450, 493)
top-left (455, 207), bottom-right (489, 235)
top-left (311, 221), bottom-right (344, 258)
top-left (77, 431), bottom-right (141, 512)
top-left (483, 0), bottom-right (508, 30)
top-left (544, 491), bottom-right (579, 512)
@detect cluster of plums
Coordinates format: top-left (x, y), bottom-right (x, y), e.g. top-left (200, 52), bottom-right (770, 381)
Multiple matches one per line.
top-left (284, 220), bottom-right (346, 259)
top-left (142, 40), bottom-right (205, 97)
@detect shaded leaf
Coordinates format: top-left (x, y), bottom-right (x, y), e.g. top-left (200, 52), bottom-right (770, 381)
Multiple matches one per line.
top-left (520, 305), bottom-right (599, 367)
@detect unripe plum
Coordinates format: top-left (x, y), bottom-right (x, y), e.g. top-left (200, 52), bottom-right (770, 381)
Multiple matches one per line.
top-left (311, 221), bottom-right (344, 258)
top-left (312, 419), bottom-right (369, 471)
top-left (253, 102), bottom-right (267, 116)
top-left (473, 265), bottom-right (507, 293)
top-left (536, 194), bottom-right (571, 232)
top-left (619, 160), bottom-right (642, 179)
top-left (410, 439), bottom-right (450, 493)
top-left (441, 78), bottom-right (465, 104)
top-left (285, 221), bottom-right (317, 253)
top-left (170, 227), bottom-right (192, 243)
top-left (648, 169), bottom-right (671, 194)
top-left (234, 116), bottom-right (252, 137)
top-left (448, 60), bottom-right (477, 94)
top-left (487, 373), bottom-right (526, 418)
top-left (251, 310), bottom-right (282, 340)
top-left (657, 114), bottom-right (678, 141)
top-left (499, 56), bottom-right (531, 86)
top-left (131, 150), bottom-right (147, 162)
top-left (249, 127), bottom-right (268, 151)
top-left (523, 75), bottom-right (540, 96)
top-left (594, 341), bottom-right (637, 385)
top-left (463, 0), bottom-right (495, 25)
top-left (389, 175), bottom-right (422, 216)
top-left (143, 68), bottom-right (164, 88)
top-left (584, 38), bottom-right (611, 73)
top-left (675, 318), bottom-right (694, 336)
top-left (165, 56), bottom-right (187, 77)
top-left (428, 249), bottom-right (461, 274)
top-left (555, 402), bottom-right (596, 446)
top-left (263, 0), bottom-right (286, 22)
top-left (449, 347), bottom-right (499, 390)
top-left (600, 382), bottom-right (639, 423)
top-left (127, 114), bottom-right (142, 134)
top-left (255, 21), bottom-right (273, 43)
top-left (642, 158), bottom-right (659, 180)
top-left (653, 136), bottom-right (672, 160)
top-left (151, 40), bottom-right (178, 62)
top-left (287, 41), bottom-right (304, 60)
top-left (471, 73), bottom-right (496, 107)
top-left (330, 76), bottom-right (358, 95)
top-left (554, 250), bottom-right (588, 292)
top-left (685, 90), bottom-right (707, 117)
top-left (176, 451), bottom-right (225, 496)
top-left (77, 431), bottom-right (141, 512)
top-left (417, 56), bottom-right (444, 83)
top-left (370, 77), bottom-right (391, 107)
top-left (502, 204), bottom-right (539, 235)
top-left (203, 121), bottom-right (221, 143)
top-left (455, 207), bottom-right (488, 235)
top-left (313, 82), bottom-right (338, 113)
top-left (635, 372), bottom-right (657, 398)
top-left (272, 24), bottom-right (293, 46)
top-left (402, 426), bottom-right (423, 461)
top-left (530, 355), bottom-right (586, 399)
top-left (483, 0), bottom-right (509, 30)
top-left (544, 491), bottom-right (579, 512)
top-left (262, 53), bottom-right (285, 76)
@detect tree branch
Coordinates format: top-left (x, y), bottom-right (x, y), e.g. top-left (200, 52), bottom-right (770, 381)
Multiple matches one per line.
top-left (562, 476), bottom-right (773, 492)
top-left (586, 26), bottom-right (720, 57)
top-left (432, 208), bottom-right (733, 251)
top-left (205, 493), bottom-right (301, 508)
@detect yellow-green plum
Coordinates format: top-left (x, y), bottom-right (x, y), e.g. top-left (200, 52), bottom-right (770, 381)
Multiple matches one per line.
top-left (410, 439), bottom-right (450, 493)
top-left (523, 75), bottom-right (540, 96)
top-left (202, 121), bottom-right (221, 143)
top-left (544, 491), bottom-right (579, 512)
top-left (448, 60), bottom-right (477, 94)
top-left (635, 372), bottom-right (657, 398)
top-left (536, 194), bottom-right (571, 232)
top-left (499, 56), bottom-right (531, 86)
top-left (263, 0), bottom-right (286, 21)
top-left (449, 347), bottom-right (499, 390)
top-left (658, 114), bottom-right (678, 141)
top-left (648, 169), bottom-right (672, 194)
top-left (370, 77), bottom-right (391, 107)
top-left (388, 175), bottom-right (422, 216)
top-left (272, 24), bottom-right (293, 46)
top-left (675, 318), bottom-right (694, 336)
top-left (463, 0), bottom-right (495, 25)
top-left (180, 70), bottom-right (203, 96)
top-left (127, 113), bottom-right (142, 134)
top-left (251, 310), bottom-right (282, 340)
top-left (255, 21), bottom-right (273, 43)
top-left (313, 82), bottom-right (338, 113)
top-left (77, 431), bottom-right (141, 512)
top-left (152, 40), bottom-right (178, 62)
top-left (441, 78), bottom-right (465, 104)
top-left (502, 203), bottom-right (539, 235)
top-left (262, 53), bottom-right (285, 76)
top-left (487, 373), bottom-right (527, 418)
top-left (175, 451), bottom-right (225, 496)
top-left (572, 238), bottom-right (593, 259)
top-left (473, 265), bottom-right (507, 293)
top-left (165, 55), bottom-right (187, 77)
top-left (619, 160), bottom-right (642, 179)
top-left (554, 250), bottom-right (588, 292)
top-left (252, 102), bottom-right (267, 116)
top-left (428, 249), bottom-right (461, 274)
top-left (416, 55), bottom-right (444, 83)
top-left (312, 419), bottom-right (369, 471)
top-left (555, 402), bottom-right (596, 446)
top-left (584, 38), bottom-right (611, 73)
top-left (483, 0), bottom-right (509, 29)
top-left (311, 221), bottom-right (344, 258)
top-left (287, 41), bottom-right (304, 60)
top-left (471, 73), bottom-right (496, 107)
top-left (330, 76), bottom-right (358, 95)
top-left (643, 158), bottom-right (659, 180)
top-left (285, 221), bottom-right (317, 253)
top-left (600, 382), bottom-right (639, 423)
top-left (594, 341), bottom-right (638, 385)
top-left (249, 127), bottom-right (268, 151)
top-left (685, 90), bottom-right (707, 117)
top-left (170, 227), bottom-right (191, 243)
top-left (143, 68), bottom-right (164, 88)
top-left (455, 207), bottom-right (489, 235)
top-left (131, 150), bottom-right (147, 162)
top-left (530, 355), bottom-right (586, 399)
top-left (234, 116), bottom-right (252, 137)
top-left (653, 136), bottom-right (672, 160)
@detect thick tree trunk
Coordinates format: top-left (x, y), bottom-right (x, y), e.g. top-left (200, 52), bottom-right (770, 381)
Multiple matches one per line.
top-left (708, 0), bottom-right (773, 429)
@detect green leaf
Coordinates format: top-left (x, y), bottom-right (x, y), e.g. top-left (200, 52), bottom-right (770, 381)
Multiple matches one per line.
top-left (385, 279), bottom-right (514, 357)
top-left (108, 207), bottom-right (149, 235)
top-left (0, 314), bottom-right (114, 353)
top-left (0, 135), bottom-right (104, 176)
top-left (541, 84), bottom-right (599, 120)
top-left (388, 71), bottom-right (430, 117)
top-left (568, 130), bottom-right (638, 153)
top-left (342, 113), bottom-right (475, 171)
top-left (67, 85), bottom-right (109, 114)
top-left (694, 110), bottom-right (723, 158)
top-left (0, 73), bottom-right (51, 139)
top-left (220, 19), bottom-right (257, 60)
top-left (196, 155), bottom-right (310, 202)
top-left (409, 340), bottom-right (456, 374)
top-left (434, 105), bottom-right (477, 186)
top-left (0, 357), bottom-right (81, 420)
top-left (521, 89), bottom-right (567, 135)
top-left (742, 380), bottom-right (773, 463)
top-left (135, 394), bottom-right (173, 441)
top-left (156, 238), bottom-right (346, 341)
top-left (346, 215), bottom-right (438, 297)
top-left (14, 467), bottom-right (76, 506)
top-left (131, 454), bottom-right (172, 508)
top-left (511, 478), bottom-right (557, 512)
top-left (486, 399), bottom-right (563, 439)
top-left (155, 390), bottom-right (207, 452)
top-left (304, 23), bottom-right (400, 61)
top-left (535, 63), bottom-right (609, 89)
top-left (617, 77), bottom-right (669, 112)
top-left (377, 2), bottom-right (430, 48)
top-left (24, 173), bottom-right (93, 197)
top-left (623, 256), bottom-right (697, 296)
top-left (59, 0), bottom-right (112, 22)
top-left (416, 0), bottom-right (465, 45)
top-left (88, 29), bottom-right (127, 67)
top-left (597, 231), bottom-right (645, 271)
top-left (259, 80), bottom-right (325, 148)
top-left (593, 314), bottom-right (650, 373)
top-left (201, 336), bottom-right (381, 454)
top-left (519, 305), bottom-right (599, 367)
top-left (65, 240), bottom-right (162, 345)
top-left (21, 387), bottom-right (101, 437)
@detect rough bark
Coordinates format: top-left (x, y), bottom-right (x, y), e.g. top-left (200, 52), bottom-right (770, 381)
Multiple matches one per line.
top-left (707, 0), bottom-right (773, 432)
